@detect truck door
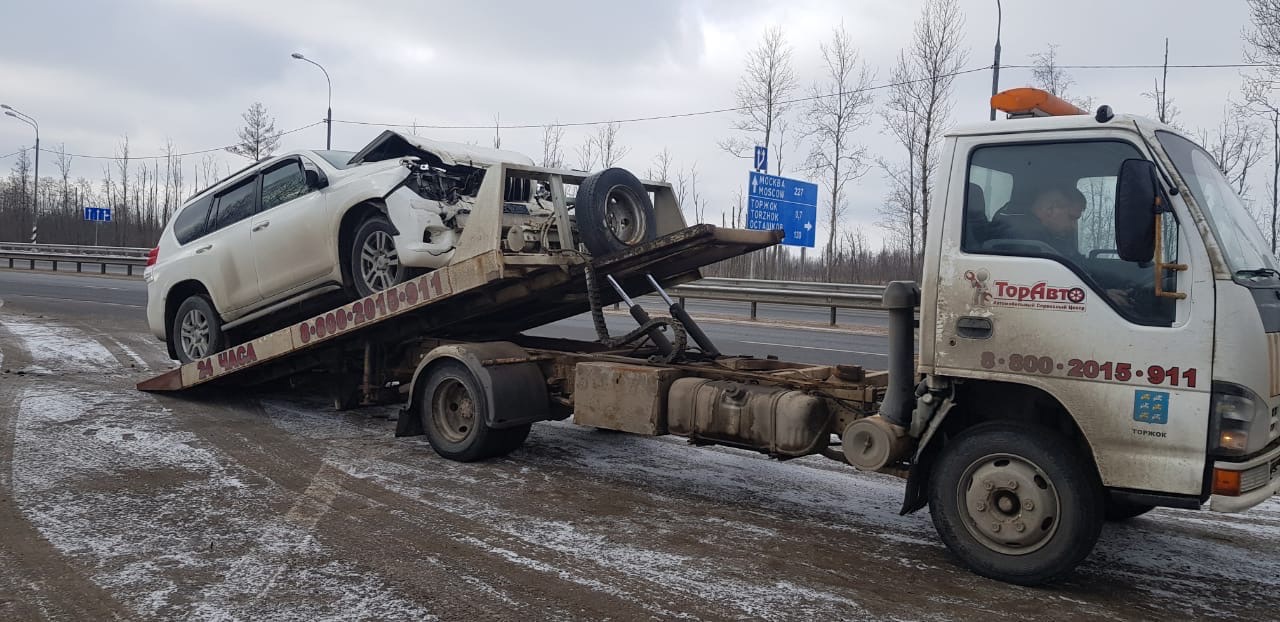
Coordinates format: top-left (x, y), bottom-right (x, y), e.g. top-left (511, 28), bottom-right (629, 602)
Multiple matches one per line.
top-left (931, 135), bottom-right (1215, 498)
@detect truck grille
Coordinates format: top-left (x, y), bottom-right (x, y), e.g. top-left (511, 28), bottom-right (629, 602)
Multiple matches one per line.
top-left (1270, 333), bottom-right (1280, 396)
top-left (1241, 462), bottom-right (1272, 494)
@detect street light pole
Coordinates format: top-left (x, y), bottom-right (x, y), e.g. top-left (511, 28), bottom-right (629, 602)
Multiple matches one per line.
top-left (989, 0), bottom-right (1003, 121)
top-left (3, 104), bottom-right (39, 241)
top-left (291, 52), bottom-right (333, 149)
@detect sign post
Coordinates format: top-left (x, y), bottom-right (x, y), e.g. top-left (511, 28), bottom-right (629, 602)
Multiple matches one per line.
top-left (83, 206), bottom-right (112, 246)
top-left (745, 171), bottom-right (817, 248)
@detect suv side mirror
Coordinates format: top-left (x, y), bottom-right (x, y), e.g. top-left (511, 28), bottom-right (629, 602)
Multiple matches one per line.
top-left (302, 162), bottom-right (329, 189)
top-left (1114, 158), bottom-right (1164, 262)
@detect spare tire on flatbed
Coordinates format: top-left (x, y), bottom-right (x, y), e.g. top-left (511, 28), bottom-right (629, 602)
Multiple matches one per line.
top-left (576, 168), bottom-right (657, 257)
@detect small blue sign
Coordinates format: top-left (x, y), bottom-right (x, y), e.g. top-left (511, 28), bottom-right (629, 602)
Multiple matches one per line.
top-left (83, 207), bottom-right (112, 222)
top-left (1132, 390), bottom-right (1170, 425)
top-left (753, 145), bottom-right (768, 172)
top-left (747, 171), bottom-right (818, 248)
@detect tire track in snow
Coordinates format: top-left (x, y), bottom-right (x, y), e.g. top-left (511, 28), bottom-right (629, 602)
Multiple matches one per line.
top-left (3, 315), bottom-right (437, 621)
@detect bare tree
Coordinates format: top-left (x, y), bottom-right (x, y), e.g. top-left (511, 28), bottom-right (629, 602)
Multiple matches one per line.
top-left (492, 113), bottom-right (502, 149)
top-left (54, 143), bottom-right (72, 213)
top-left (226, 102), bottom-right (281, 161)
top-left (540, 123), bottom-right (565, 169)
top-left (574, 133), bottom-right (597, 171)
top-left (1141, 38), bottom-right (1179, 126)
top-left (881, 0), bottom-right (967, 272)
top-left (1243, 0), bottom-right (1280, 250)
top-left (1199, 107), bottom-right (1269, 195)
top-left (115, 135), bottom-right (130, 245)
top-left (645, 147), bottom-right (673, 182)
top-left (591, 122), bottom-right (630, 169)
top-left (719, 26), bottom-right (799, 175)
top-left (802, 24), bottom-right (875, 280)
top-left (1029, 44), bottom-right (1094, 110)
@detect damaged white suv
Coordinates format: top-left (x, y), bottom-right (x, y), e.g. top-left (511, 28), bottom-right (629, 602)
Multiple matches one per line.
top-left (145, 131), bottom-right (657, 362)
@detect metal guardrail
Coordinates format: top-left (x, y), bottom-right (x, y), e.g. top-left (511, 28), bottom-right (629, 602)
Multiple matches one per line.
top-left (0, 244), bottom-right (892, 324)
top-left (670, 278), bottom-right (886, 325)
top-left (0, 244), bottom-right (149, 276)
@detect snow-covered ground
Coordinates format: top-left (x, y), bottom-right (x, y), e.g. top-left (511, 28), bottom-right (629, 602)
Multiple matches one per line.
top-left (1, 311), bottom-right (1277, 621)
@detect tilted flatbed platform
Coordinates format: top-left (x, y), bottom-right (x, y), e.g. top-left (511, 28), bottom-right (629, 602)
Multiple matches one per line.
top-left (138, 224), bottom-right (782, 392)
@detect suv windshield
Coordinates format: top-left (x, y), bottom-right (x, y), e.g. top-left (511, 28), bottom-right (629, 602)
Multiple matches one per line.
top-left (1157, 130), bottom-right (1279, 278)
top-left (314, 150), bottom-right (357, 169)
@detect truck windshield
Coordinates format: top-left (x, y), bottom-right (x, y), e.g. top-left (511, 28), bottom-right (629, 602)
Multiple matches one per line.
top-left (1157, 130), bottom-right (1280, 278)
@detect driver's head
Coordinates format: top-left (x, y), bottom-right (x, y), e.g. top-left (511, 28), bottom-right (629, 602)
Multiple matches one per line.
top-left (1030, 184), bottom-right (1086, 235)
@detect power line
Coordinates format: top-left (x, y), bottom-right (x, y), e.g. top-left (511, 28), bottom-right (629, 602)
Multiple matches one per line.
top-left (1004, 62), bottom-right (1272, 69)
top-left (0, 120), bottom-right (325, 161)
top-left (0, 61), bottom-right (1272, 161)
top-left (333, 66), bottom-right (994, 131)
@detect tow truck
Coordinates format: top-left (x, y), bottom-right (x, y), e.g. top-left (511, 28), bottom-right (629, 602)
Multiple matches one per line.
top-left (140, 88), bottom-right (1280, 586)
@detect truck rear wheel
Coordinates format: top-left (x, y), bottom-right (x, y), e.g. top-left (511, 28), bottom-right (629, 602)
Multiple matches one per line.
top-left (928, 422), bottom-right (1103, 586)
top-left (576, 168), bottom-right (656, 257)
top-left (419, 361), bottom-right (530, 462)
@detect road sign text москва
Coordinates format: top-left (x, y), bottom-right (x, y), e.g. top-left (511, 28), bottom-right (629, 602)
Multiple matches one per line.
top-left (746, 171), bottom-right (817, 248)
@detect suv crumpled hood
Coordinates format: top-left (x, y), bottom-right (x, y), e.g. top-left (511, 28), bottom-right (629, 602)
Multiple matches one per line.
top-left (348, 130), bottom-right (535, 168)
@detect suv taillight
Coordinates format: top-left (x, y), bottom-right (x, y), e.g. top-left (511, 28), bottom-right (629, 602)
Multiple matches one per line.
top-left (146, 246), bottom-right (159, 267)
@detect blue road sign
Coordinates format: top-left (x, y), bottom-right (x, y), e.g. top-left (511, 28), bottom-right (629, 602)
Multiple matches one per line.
top-left (746, 171), bottom-right (817, 247)
top-left (83, 207), bottom-right (112, 222)
top-left (753, 145), bottom-right (768, 172)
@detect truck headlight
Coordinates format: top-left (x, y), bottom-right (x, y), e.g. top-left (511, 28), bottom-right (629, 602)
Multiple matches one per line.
top-left (1209, 382), bottom-right (1272, 458)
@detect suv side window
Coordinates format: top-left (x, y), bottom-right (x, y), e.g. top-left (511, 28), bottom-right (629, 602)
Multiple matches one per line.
top-left (212, 177), bottom-right (258, 231)
top-left (173, 194), bottom-right (214, 245)
top-left (963, 140), bottom-right (1176, 327)
top-left (260, 159), bottom-right (311, 211)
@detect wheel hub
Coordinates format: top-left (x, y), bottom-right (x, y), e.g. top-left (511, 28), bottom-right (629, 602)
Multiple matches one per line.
top-left (431, 378), bottom-right (476, 443)
top-left (360, 230), bottom-right (401, 292)
top-left (179, 309), bottom-right (210, 359)
top-left (959, 453), bottom-right (1061, 555)
top-left (603, 185), bottom-right (644, 245)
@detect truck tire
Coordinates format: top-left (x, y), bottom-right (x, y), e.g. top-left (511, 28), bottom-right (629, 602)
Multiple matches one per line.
top-left (419, 361), bottom-right (531, 462)
top-left (928, 422), bottom-right (1104, 586)
top-left (171, 294), bottom-right (226, 364)
top-left (350, 216), bottom-right (407, 297)
top-left (576, 168), bottom-right (656, 257)
top-left (1105, 500), bottom-right (1155, 521)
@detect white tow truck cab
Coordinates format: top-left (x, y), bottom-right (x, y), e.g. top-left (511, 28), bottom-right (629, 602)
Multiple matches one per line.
top-left (849, 87), bottom-right (1280, 584)
top-left (139, 88), bottom-right (1278, 587)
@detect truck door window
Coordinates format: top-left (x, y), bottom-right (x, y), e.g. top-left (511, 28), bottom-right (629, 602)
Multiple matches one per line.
top-left (260, 159), bottom-right (310, 211)
top-left (962, 140), bottom-right (1175, 327)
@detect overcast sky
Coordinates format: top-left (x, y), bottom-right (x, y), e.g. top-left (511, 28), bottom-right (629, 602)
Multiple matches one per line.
top-left (0, 0), bottom-right (1260, 249)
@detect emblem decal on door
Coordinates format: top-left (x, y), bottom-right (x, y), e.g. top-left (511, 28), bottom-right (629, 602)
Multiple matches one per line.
top-left (1133, 390), bottom-right (1170, 425)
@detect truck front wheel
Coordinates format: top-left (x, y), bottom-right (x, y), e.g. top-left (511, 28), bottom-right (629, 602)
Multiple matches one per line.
top-left (419, 361), bottom-right (531, 462)
top-left (928, 422), bottom-right (1104, 586)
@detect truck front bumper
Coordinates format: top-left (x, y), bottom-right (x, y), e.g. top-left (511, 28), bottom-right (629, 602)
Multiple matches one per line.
top-left (1209, 442), bottom-right (1280, 512)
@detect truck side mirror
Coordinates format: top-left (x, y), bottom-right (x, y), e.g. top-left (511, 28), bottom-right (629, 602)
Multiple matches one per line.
top-left (1114, 159), bottom-right (1163, 262)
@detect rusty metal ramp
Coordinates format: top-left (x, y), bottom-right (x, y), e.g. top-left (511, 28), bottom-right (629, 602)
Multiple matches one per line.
top-left (137, 225), bottom-right (780, 392)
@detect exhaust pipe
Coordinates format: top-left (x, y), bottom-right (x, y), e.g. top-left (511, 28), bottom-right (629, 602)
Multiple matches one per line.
top-left (844, 281), bottom-right (919, 471)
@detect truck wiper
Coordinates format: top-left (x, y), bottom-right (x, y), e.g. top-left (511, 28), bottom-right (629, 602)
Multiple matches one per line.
top-left (1235, 268), bottom-right (1280, 278)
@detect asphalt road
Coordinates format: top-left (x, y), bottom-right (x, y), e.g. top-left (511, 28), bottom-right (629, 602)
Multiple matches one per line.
top-left (0, 271), bottom-right (1277, 620)
top-left (0, 268), bottom-right (891, 368)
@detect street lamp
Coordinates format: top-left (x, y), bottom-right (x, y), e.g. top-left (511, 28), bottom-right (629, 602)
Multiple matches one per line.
top-left (3, 104), bottom-right (39, 239)
top-left (291, 52), bottom-right (332, 149)
top-left (989, 0), bottom-right (1003, 121)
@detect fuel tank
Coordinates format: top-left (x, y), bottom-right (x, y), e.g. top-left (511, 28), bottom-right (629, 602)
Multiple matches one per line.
top-left (667, 378), bottom-right (829, 457)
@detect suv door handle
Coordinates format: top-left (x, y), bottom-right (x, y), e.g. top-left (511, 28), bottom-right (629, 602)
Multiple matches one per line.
top-left (956, 316), bottom-right (993, 339)
top-left (252, 220), bottom-right (270, 232)
top-left (194, 244), bottom-right (213, 254)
